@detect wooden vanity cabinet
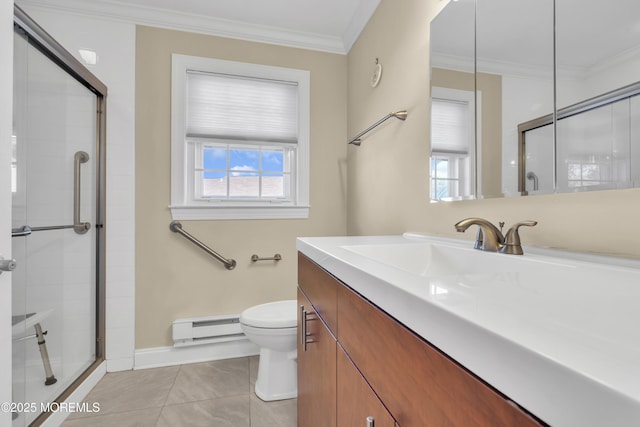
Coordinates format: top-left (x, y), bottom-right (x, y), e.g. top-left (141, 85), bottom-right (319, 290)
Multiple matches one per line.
top-left (298, 253), bottom-right (338, 332)
top-left (298, 288), bottom-right (336, 427)
top-left (298, 253), bottom-right (396, 427)
top-left (298, 252), bottom-right (340, 427)
top-left (298, 253), bottom-right (547, 427)
top-left (337, 344), bottom-right (396, 427)
top-left (338, 281), bottom-right (545, 427)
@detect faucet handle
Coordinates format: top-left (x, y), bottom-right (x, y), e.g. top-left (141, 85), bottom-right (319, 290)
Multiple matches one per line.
top-left (500, 221), bottom-right (538, 255)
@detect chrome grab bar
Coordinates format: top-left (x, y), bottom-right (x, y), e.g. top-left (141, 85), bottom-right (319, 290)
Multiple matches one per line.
top-left (12, 224), bottom-right (80, 237)
top-left (347, 110), bottom-right (408, 145)
top-left (11, 151), bottom-right (91, 238)
top-left (251, 254), bottom-right (282, 262)
top-left (73, 151), bottom-right (91, 234)
top-left (169, 221), bottom-right (236, 270)
top-left (526, 171), bottom-right (539, 191)
top-left (0, 256), bottom-right (17, 274)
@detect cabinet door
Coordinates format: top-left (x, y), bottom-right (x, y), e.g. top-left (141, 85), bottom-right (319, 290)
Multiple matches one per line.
top-left (337, 284), bottom-right (545, 427)
top-left (298, 288), bottom-right (336, 427)
top-left (337, 344), bottom-right (396, 427)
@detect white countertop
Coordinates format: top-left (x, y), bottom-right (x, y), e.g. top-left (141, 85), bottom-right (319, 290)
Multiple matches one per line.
top-left (296, 233), bottom-right (640, 427)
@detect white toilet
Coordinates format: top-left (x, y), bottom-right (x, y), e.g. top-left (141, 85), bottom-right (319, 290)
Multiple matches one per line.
top-left (240, 299), bottom-right (298, 401)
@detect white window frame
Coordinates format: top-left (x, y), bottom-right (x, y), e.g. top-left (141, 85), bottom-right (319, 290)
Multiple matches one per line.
top-left (170, 54), bottom-right (310, 220)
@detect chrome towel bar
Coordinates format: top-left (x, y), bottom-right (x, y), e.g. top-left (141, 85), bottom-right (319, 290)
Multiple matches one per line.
top-left (169, 221), bottom-right (236, 270)
top-left (347, 110), bottom-right (408, 145)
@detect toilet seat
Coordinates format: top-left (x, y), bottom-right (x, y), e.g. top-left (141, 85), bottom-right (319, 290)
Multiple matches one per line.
top-left (240, 300), bottom-right (297, 329)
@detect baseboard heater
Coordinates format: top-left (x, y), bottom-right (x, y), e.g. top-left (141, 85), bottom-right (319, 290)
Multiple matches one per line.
top-left (172, 314), bottom-right (245, 347)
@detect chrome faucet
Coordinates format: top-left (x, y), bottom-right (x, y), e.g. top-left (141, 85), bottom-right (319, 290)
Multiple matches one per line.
top-left (454, 217), bottom-right (505, 252)
top-left (454, 217), bottom-right (537, 255)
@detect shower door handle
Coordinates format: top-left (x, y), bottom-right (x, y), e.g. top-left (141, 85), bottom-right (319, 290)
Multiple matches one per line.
top-left (73, 151), bottom-right (91, 234)
top-left (11, 152), bottom-right (92, 238)
top-left (0, 256), bottom-right (17, 274)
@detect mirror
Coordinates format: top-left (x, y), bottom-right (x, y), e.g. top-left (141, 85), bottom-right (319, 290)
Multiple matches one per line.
top-left (430, 0), bottom-right (640, 200)
top-left (430, 0), bottom-right (475, 200)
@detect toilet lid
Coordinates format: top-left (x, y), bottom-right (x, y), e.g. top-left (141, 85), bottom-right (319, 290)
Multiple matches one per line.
top-left (240, 300), bottom-right (297, 328)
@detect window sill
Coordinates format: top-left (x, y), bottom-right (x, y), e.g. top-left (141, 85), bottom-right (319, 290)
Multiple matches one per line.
top-left (169, 205), bottom-right (310, 220)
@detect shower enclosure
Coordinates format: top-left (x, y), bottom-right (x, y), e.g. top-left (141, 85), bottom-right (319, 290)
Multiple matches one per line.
top-left (11, 7), bottom-right (106, 426)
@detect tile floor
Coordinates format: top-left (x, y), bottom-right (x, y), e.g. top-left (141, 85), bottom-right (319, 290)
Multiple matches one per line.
top-left (61, 356), bottom-right (297, 427)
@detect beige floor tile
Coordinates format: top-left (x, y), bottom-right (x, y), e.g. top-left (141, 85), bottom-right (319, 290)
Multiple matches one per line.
top-left (61, 407), bottom-right (162, 427)
top-left (164, 358), bottom-right (250, 405)
top-left (249, 355), bottom-right (259, 386)
top-left (157, 395), bottom-right (250, 427)
top-left (250, 394), bottom-right (297, 427)
top-left (60, 357), bottom-right (298, 426)
top-left (69, 366), bottom-right (180, 419)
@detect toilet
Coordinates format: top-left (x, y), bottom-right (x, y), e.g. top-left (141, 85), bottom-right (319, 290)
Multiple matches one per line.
top-left (240, 299), bottom-right (298, 401)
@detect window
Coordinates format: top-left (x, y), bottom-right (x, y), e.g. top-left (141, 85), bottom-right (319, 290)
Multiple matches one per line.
top-left (191, 142), bottom-right (293, 200)
top-left (171, 54), bottom-right (310, 220)
top-left (430, 87), bottom-right (476, 201)
top-left (567, 160), bottom-right (612, 188)
top-left (431, 154), bottom-right (470, 200)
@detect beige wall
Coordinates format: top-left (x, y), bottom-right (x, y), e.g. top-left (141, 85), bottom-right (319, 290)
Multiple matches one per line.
top-left (347, 0), bottom-right (640, 259)
top-left (477, 72), bottom-right (502, 198)
top-left (135, 26), bottom-right (348, 348)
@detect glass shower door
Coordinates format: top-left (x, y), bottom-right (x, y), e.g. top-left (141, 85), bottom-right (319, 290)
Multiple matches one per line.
top-left (12, 26), bottom-right (97, 426)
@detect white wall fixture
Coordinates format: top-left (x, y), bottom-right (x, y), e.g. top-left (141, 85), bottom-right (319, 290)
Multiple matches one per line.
top-left (172, 314), bottom-right (244, 347)
top-left (78, 48), bottom-right (97, 65)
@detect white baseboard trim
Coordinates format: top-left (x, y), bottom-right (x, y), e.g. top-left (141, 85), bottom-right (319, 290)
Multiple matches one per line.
top-left (134, 338), bottom-right (259, 370)
top-left (41, 361), bottom-right (106, 427)
top-left (106, 357), bottom-right (134, 372)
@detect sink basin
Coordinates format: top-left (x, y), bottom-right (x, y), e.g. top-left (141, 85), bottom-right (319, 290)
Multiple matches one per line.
top-left (341, 240), bottom-right (572, 277)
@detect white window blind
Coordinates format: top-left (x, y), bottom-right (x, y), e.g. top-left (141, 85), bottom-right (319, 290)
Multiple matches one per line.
top-left (431, 97), bottom-right (470, 154)
top-left (171, 54), bottom-right (310, 220)
top-left (430, 87), bottom-right (476, 201)
top-left (187, 71), bottom-right (298, 143)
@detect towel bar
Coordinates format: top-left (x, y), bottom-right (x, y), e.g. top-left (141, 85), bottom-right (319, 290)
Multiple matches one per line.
top-left (348, 110), bottom-right (408, 145)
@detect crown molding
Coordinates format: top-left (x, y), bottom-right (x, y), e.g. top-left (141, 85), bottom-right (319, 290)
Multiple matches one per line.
top-left (342, 0), bottom-right (380, 52)
top-left (432, 51), bottom-right (557, 80)
top-left (17, 0), bottom-right (360, 54)
top-left (432, 46), bottom-right (640, 84)
top-left (584, 44), bottom-right (640, 80)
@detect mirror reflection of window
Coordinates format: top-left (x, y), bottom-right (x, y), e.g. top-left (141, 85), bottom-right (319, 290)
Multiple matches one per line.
top-left (556, 97), bottom-right (632, 192)
top-left (430, 87), bottom-right (475, 201)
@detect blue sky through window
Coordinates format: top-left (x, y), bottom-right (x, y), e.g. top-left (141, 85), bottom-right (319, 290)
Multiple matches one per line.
top-left (203, 147), bottom-right (225, 179)
top-left (203, 146), bottom-right (284, 179)
top-left (261, 150), bottom-right (284, 172)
